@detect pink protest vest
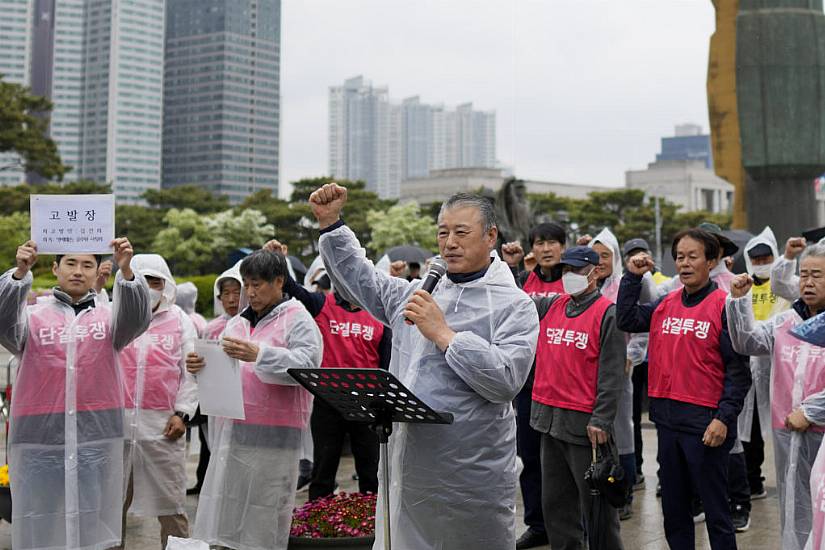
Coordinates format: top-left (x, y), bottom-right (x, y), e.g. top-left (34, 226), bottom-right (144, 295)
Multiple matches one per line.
top-left (648, 289), bottom-right (727, 408)
top-left (16, 300), bottom-right (121, 416)
top-left (119, 308), bottom-right (184, 411)
top-left (205, 315), bottom-right (229, 340)
top-left (771, 314), bottom-right (825, 433)
top-left (225, 303), bottom-right (313, 429)
top-left (533, 294), bottom-right (612, 414)
top-left (189, 312), bottom-right (207, 338)
top-left (315, 293), bottom-right (384, 370)
top-left (523, 271), bottom-right (565, 297)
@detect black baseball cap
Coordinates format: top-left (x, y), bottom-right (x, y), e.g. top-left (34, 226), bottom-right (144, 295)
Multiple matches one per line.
top-left (622, 238), bottom-right (650, 257)
top-left (747, 243), bottom-right (773, 259)
top-left (559, 246), bottom-right (599, 268)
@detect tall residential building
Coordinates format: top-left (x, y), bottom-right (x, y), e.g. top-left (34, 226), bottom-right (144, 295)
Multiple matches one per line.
top-left (0, 0), bottom-right (34, 186)
top-left (28, 0), bottom-right (165, 202)
top-left (656, 123), bottom-right (713, 169)
top-left (163, 0), bottom-right (281, 204)
top-left (328, 76), bottom-right (496, 199)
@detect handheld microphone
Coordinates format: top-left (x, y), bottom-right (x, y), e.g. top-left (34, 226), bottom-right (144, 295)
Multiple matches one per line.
top-left (405, 257), bottom-right (448, 325)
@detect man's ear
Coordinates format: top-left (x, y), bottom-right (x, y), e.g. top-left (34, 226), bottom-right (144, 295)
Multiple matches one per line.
top-left (487, 226), bottom-right (498, 249)
top-left (708, 256), bottom-right (719, 270)
top-left (52, 261), bottom-right (59, 278)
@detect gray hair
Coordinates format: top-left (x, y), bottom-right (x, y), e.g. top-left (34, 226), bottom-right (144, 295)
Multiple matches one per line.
top-left (801, 243), bottom-right (825, 263)
top-left (438, 193), bottom-right (497, 232)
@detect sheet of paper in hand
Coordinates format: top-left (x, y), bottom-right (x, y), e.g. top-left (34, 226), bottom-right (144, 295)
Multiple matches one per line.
top-left (30, 194), bottom-right (115, 254)
top-left (194, 339), bottom-right (245, 420)
top-left (791, 311), bottom-right (825, 347)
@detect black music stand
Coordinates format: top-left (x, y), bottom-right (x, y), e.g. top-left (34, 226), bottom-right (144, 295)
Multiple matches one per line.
top-left (288, 368), bottom-right (454, 550)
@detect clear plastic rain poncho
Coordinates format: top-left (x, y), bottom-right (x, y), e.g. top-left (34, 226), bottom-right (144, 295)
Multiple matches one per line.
top-left (591, 228), bottom-right (635, 455)
top-left (193, 298), bottom-right (322, 550)
top-left (726, 294), bottom-right (825, 550)
top-left (119, 255), bottom-right (198, 518)
top-left (205, 266), bottom-right (244, 340)
top-left (176, 281), bottom-right (207, 337)
top-left (0, 266), bottom-right (151, 550)
top-left (319, 225), bottom-right (539, 549)
top-left (740, 227), bottom-right (790, 444)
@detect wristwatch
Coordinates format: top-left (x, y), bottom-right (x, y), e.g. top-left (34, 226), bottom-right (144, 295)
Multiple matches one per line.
top-left (173, 411), bottom-right (190, 422)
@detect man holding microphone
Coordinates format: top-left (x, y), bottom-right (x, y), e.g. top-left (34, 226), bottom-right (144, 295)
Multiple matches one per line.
top-left (309, 183), bottom-right (539, 549)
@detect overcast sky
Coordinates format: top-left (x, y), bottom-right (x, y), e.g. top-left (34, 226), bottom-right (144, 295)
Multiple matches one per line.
top-left (279, 0), bottom-right (715, 198)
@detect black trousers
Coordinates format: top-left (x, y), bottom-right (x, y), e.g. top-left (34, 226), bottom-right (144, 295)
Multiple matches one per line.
top-left (657, 425), bottom-right (736, 550)
top-left (632, 361), bottom-right (648, 474)
top-left (742, 401), bottom-right (766, 494)
top-left (515, 383), bottom-right (546, 534)
top-left (309, 398), bottom-right (379, 501)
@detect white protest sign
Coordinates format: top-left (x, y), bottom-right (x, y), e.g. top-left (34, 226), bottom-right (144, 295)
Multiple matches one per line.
top-left (30, 194), bottom-right (115, 254)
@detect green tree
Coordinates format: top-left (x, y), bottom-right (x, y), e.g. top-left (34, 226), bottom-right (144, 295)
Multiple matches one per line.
top-left (0, 78), bottom-right (68, 180)
top-left (143, 185), bottom-right (230, 214)
top-left (290, 177), bottom-right (395, 257)
top-left (367, 202), bottom-right (438, 253)
top-left (208, 208), bottom-right (275, 257)
top-left (0, 181), bottom-right (111, 215)
top-left (0, 211), bottom-right (30, 270)
top-left (115, 204), bottom-right (166, 254)
top-left (237, 190), bottom-right (312, 263)
top-left (151, 208), bottom-right (215, 275)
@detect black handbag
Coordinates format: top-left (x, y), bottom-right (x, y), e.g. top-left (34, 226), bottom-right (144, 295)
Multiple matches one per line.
top-left (584, 438), bottom-right (627, 508)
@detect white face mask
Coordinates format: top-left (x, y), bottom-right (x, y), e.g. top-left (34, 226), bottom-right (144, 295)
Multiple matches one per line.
top-left (149, 288), bottom-right (163, 308)
top-left (751, 264), bottom-right (772, 280)
top-left (562, 268), bottom-right (594, 297)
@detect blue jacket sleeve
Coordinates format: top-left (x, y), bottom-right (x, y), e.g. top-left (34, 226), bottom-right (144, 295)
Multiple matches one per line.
top-left (283, 273), bottom-right (326, 318)
top-left (715, 310), bottom-right (753, 428)
top-left (616, 272), bottom-right (661, 333)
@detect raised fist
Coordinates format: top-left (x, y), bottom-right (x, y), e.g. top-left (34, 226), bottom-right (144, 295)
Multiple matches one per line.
top-left (309, 183), bottom-right (348, 229)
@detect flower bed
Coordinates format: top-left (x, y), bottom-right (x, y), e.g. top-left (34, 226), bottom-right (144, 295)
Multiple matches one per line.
top-left (288, 492), bottom-right (376, 549)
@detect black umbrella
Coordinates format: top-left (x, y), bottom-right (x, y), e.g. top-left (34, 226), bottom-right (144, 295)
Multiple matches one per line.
top-left (382, 245), bottom-right (435, 265)
top-left (288, 255), bottom-right (307, 278)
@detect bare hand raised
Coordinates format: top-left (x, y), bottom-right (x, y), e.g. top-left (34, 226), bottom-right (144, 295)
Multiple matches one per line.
top-left (730, 273), bottom-right (753, 299)
top-left (263, 239), bottom-right (288, 256)
top-left (14, 240), bottom-right (38, 279)
top-left (785, 237), bottom-right (806, 260)
top-left (626, 253), bottom-right (654, 276)
top-left (500, 241), bottom-right (525, 268)
top-left (309, 183), bottom-right (348, 229)
top-left (111, 238), bottom-right (135, 280)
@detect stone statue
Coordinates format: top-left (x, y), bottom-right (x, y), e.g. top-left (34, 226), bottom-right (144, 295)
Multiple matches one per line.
top-left (494, 178), bottom-right (534, 245)
top-left (735, 0), bottom-right (825, 237)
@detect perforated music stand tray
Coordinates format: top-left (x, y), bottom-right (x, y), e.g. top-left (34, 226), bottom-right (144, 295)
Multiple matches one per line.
top-left (288, 367), bottom-right (453, 550)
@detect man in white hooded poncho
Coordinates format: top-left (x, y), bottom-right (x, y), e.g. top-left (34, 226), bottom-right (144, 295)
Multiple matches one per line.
top-left (739, 227), bottom-right (789, 501)
top-left (187, 249), bottom-right (322, 550)
top-left (116, 254), bottom-right (198, 549)
top-left (0, 238), bottom-right (151, 550)
top-left (726, 243), bottom-right (825, 550)
top-left (309, 183), bottom-right (540, 549)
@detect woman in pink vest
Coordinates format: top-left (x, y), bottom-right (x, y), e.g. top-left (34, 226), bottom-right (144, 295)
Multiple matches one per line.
top-left (204, 266), bottom-right (243, 340)
top-left (617, 228), bottom-right (751, 550)
top-left (530, 246), bottom-right (626, 549)
top-left (0, 238), bottom-right (151, 550)
top-left (187, 249), bottom-right (322, 550)
top-left (726, 243), bottom-right (825, 550)
top-left (117, 254), bottom-right (198, 549)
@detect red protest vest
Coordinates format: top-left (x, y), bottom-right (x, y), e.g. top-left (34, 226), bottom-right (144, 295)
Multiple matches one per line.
top-left (648, 288), bottom-right (727, 408)
top-left (533, 294), bottom-right (612, 413)
top-left (523, 271), bottom-right (565, 297)
top-left (315, 293), bottom-right (384, 369)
